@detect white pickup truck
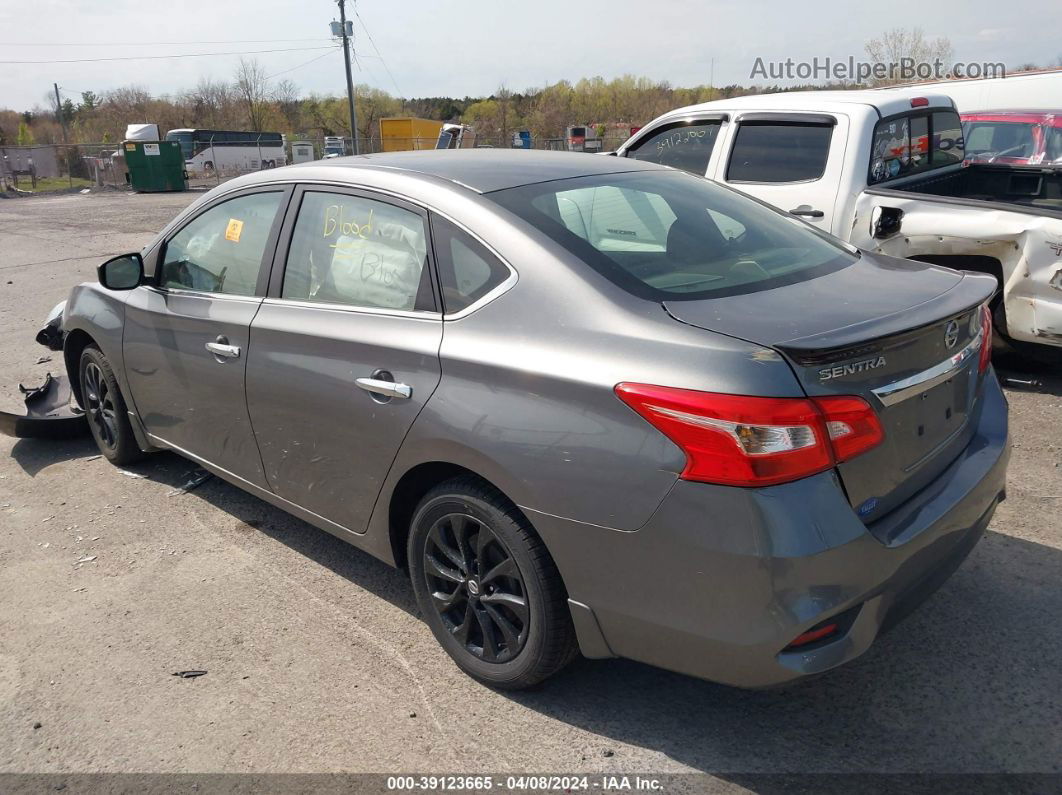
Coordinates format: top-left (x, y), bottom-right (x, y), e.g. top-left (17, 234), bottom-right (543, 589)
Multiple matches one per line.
top-left (611, 90), bottom-right (1062, 358)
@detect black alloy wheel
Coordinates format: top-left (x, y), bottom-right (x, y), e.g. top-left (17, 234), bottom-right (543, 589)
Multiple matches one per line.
top-left (408, 477), bottom-right (578, 689)
top-left (423, 512), bottom-right (529, 663)
top-left (79, 345), bottom-right (144, 465)
top-left (82, 360), bottom-right (118, 451)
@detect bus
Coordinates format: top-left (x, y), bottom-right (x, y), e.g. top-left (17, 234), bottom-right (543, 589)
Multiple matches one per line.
top-left (165, 129), bottom-right (287, 174)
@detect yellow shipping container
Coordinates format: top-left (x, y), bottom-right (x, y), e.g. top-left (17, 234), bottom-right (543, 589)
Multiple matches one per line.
top-left (379, 117), bottom-right (444, 152)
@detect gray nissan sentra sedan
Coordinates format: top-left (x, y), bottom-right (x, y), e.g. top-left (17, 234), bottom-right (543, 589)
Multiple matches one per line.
top-left (56, 150), bottom-right (1008, 689)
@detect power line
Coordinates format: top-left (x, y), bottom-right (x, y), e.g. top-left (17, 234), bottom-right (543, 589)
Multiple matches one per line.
top-left (0, 38), bottom-right (334, 47)
top-left (351, 50), bottom-right (381, 88)
top-left (0, 45), bottom-right (335, 65)
top-left (266, 48), bottom-right (339, 80)
top-left (353, 8), bottom-right (402, 96)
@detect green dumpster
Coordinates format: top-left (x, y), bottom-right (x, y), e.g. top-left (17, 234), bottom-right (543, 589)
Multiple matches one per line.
top-left (123, 140), bottom-right (186, 192)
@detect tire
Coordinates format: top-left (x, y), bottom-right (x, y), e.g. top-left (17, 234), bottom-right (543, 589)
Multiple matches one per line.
top-left (408, 477), bottom-right (578, 689)
top-left (79, 346), bottom-right (144, 466)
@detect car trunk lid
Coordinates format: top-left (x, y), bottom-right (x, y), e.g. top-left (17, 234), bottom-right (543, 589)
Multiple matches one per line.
top-left (663, 253), bottom-right (997, 529)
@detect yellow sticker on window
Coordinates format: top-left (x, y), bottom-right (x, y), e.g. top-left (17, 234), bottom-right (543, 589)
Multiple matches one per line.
top-left (225, 218), bottom-right (244, 242)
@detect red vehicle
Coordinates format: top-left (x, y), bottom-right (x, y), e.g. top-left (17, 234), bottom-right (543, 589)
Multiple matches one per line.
top-left (961, 111), bottom-right (1062, 165)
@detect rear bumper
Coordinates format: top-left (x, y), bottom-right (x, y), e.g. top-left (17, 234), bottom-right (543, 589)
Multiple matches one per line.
top-left (531, 375), bottom-right (1010, 688)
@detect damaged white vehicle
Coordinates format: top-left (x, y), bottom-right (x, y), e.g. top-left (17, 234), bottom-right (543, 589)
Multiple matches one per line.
top-left (613, 90), bottom-right (1062, 359)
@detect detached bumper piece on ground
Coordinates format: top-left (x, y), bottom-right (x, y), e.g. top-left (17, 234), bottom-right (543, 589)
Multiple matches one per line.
top-left (0, 373), bottom-right (87, 439)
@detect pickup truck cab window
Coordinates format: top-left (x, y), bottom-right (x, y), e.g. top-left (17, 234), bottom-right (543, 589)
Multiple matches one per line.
top-left (931, 112), bottom-right (965, 166)
top-left (160, 192), bottom-right (284, 296)
top-left (869, 110), bottom-right (965, 184)
top-left (281, 190), bottom-right (432, 312)
top-left (726, 120), bottom-right (833, 183)
top-left (624, 120), bottom-right (723, 175)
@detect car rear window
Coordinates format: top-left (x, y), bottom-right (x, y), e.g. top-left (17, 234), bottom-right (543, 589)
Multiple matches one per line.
top-left (870, 110), bottom-right (966, 184)
top-left (487, 170), bottom-right (855, 301)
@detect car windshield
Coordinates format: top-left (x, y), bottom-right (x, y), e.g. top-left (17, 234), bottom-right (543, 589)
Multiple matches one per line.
top-left (963, 121), bottom-right (1039, 160)
top-left (487, 170), bottom-right (855, 300)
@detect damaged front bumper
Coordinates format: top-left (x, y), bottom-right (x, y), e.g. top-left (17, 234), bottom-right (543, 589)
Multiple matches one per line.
top-left (1, 301), bottom-right (87, 439)
top-left (36, 300), bottom-right (66, 351)
top-left (0, 372), bottom-right (87, 439)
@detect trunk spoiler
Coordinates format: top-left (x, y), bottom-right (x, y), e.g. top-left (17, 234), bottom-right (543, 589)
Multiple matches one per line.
top-left (777, 272), bottom-right (997, 365)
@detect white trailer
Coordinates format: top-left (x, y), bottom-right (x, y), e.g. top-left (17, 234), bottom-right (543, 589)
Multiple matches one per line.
top-left (877, 70), bottom-right (1062, 113)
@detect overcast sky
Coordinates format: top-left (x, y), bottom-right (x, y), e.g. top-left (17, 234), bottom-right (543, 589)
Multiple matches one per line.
top-left (2, 0), bottom-right (1059, 111)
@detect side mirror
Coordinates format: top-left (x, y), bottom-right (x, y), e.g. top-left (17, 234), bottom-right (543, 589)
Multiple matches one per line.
top-left (870, 206), bottom-right (904, 240)
top-left (97, 253), bottom-right (143, 291)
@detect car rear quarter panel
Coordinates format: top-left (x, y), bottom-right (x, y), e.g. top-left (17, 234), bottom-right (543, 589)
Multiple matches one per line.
top-left (366, 207), bottom-right (808, 543)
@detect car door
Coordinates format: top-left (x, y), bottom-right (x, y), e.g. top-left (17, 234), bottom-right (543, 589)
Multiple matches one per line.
top-left (123, 187), bottom-right (290, 488)
top-left (711, 113), bottom-right (848, 233)
top-left (245, 186), bottom-right (443, 533)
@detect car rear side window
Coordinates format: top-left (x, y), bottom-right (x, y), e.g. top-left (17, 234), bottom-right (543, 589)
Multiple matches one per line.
top-left (430, 215), bottom-right (510, 314)
top-left (726, 121), bottom-right (833, 183)
top-left (624, 121), bottom-right (722, 175)
top-left (1047, 127), bottom-right (1062, 162)
top-left (282, 191), bottom-right (432, 312)
top-left (160, 191), bottom-right (283, 296)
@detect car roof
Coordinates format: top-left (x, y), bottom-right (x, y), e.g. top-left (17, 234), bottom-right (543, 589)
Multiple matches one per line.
top-left (961, 110), bottom-right (1060, 124)
top-left (650, 88), bottom-right (956, 124)
top-left (282, 149), bottom-right (668, 193)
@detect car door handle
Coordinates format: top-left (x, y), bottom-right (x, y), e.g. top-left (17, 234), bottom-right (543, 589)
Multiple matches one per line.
top-left (789, 207), bottom-right (825, 218)
top-left (205, 340), bottom-right (241, 359)
top-left (355, 377), bottom-right (412, 400)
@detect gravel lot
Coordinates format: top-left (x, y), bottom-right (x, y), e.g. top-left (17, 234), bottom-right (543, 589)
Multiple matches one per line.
top-left (1, 189), bottom-right (1060, 780)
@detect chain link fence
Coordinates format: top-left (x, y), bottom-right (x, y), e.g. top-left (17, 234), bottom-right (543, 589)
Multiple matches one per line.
top-left (2, 131), bottom-right (635, 195)
top-left (1, 143), bottom-right (130, 193)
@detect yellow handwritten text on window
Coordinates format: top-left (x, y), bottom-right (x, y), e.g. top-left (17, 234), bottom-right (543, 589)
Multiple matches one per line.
top-left (323, 204), bottom-right (373, 245)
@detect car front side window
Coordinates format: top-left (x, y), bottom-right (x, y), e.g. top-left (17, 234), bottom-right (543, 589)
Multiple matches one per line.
top-left (282, 191), bottom-right (432, 312)
top-left (160, 192), bottom-right (283, 296)
top-left (624, 120), bottom-right (722, 175)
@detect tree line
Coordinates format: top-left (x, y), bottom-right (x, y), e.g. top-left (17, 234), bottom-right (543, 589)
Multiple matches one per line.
top-left (2, 28), bottom-right (1055, 148)
top-left (0, 66), bottom-right (805, 148)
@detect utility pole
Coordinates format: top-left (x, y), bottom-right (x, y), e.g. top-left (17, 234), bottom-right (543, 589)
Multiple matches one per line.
top-left (337, 0), bottom-right (360, 154)
top-left (53, 83), bottom-right (67, 143)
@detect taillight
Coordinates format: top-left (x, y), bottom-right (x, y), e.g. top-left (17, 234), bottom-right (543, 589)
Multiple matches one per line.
top-left (615, 384), bottom-right (884, 487)
top-left (978, 302), bottom-right (993, 373)
top-left (815, 395), bottom-right (885, 462)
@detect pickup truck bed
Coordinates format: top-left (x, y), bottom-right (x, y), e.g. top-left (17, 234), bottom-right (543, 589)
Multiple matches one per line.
top-left (886, 164), bottom-right (1062, 214)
